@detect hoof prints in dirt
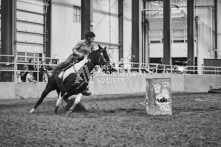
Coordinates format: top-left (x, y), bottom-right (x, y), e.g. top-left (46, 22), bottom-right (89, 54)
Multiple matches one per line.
top-left (173, 106), bottom-right (220, 116)
top-left (103, 108), bottom-right (143, 113)
top-left (1, 93), bottom-right (221, 146)
top-left (68, 108), bottom-right (146, 119)
top-left (96, 108), bottom-right (146, 116)
top-left (65, 100), bottom-right (87, 112)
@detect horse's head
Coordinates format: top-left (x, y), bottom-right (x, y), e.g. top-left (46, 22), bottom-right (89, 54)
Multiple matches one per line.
top-left (88, 44), bottom-right (110, 68)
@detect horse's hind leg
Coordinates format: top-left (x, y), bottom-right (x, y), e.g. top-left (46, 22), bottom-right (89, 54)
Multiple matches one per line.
top-left (66, 93), bottom-right (83, 116)
top-left (29, 83), bottom-right (54, 113)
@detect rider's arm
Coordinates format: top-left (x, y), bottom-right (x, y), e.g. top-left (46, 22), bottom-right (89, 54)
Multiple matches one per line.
top-left (72, 41), bottom-right (85, 56)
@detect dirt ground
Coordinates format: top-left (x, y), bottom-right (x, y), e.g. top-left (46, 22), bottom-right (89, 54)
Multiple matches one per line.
top-left (0, 93), bottom-right (221, 147)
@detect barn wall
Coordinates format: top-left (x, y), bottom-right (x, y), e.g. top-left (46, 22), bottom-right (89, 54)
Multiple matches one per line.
top-left (196, 0), bottom-right (215, 69)
top-left (150, 43), bottom-right (197, 58)
top-left (16, 0), bottom-right (45, 54)
top-left (51, 0), bottom-right (81, 61)
top-left (50, 0), bottom-right (120, 63)
top-left (93, 0), bottom-right (119, 63)
top-left (123, 0), bottom-right (132, 63)
top-left (0, 0), bottom-right (221, 62)
top-left (145, 0), bottom-right (218, 66)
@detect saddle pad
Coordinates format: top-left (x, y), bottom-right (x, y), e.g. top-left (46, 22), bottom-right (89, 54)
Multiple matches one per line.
top-left (63, 56), bottom-right (88, 80)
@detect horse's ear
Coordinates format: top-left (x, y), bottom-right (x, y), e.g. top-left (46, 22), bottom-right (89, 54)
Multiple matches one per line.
top-left (98, 44), bottom-right (102, 49)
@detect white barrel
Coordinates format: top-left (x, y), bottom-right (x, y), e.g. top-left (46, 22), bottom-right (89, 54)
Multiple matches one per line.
top-left (146, 78), bottom-right (172, 115)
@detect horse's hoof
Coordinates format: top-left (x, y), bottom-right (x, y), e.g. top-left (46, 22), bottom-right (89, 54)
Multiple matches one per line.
top-left (65, 100), bottom-right (75, 111)
top-left (54, 106), bottom-right (59, 114)
top-left (29, 108), bottom-right (35, 114)
top-left (66, 110), bottom-right (72, 116)
top-left (82, 90), bottom-right (92, 96)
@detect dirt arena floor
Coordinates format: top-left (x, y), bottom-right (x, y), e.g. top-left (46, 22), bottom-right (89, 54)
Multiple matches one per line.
top-left (0, 93), bottom-right (221, 147)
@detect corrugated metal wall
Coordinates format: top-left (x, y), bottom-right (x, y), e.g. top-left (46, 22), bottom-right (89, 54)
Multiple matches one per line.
top-left (196, 0), bottom-right (214, 57)
top-left (123, 0), bottom-right (132, 64)
top-left (142, 0), bottom-right (216, 64)
top-left (195, 0), bottom-right (215, 68)
top-left (1, 0), bottom-right (221, 64)
top-left (51, 0), bottom-right (81, 61)
top-left (93, 0), bottom-right (119, 63)
top-left (16, 0), bottom-right (45, 55)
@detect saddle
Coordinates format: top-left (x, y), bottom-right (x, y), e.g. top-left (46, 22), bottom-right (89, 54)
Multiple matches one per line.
top-left (60, 56), bottom-right (89, 81)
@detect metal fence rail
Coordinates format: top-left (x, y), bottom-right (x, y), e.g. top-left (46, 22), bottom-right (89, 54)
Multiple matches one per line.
top-left (1, 54), bottom-right (221, 82)
top-left (0, 54), bottom-right (57, 82)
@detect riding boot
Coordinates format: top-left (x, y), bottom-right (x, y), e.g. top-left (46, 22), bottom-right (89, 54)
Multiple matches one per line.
top-left (81, 85), bottom-right (92, 96)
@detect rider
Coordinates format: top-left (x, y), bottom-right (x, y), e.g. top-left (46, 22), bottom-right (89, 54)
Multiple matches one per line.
top-left (57, 31), bottom-right (96, 95)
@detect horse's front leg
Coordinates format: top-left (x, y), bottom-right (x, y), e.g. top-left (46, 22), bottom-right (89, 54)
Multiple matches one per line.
top-left (29, 82), bottom-right (55, 113)
top-left (66, 93), bottom-right (83, 115)
top-left (54, 92), bottom-right (65, 114)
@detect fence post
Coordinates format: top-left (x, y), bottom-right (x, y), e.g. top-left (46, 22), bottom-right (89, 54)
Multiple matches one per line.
top-left (139, 63), bottom-right (141, 73)
top-left (14, 55), bottom-right (17, 83)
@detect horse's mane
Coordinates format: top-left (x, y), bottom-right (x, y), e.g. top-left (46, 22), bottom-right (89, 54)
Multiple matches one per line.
top-left (88, 49), bottom-right (100, 59)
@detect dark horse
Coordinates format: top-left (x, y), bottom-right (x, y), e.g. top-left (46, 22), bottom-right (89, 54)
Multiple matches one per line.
top-left (29, 45), bottom-right (110, 114)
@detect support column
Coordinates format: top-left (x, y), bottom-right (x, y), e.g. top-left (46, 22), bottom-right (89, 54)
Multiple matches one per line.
top-left (119, 0), bottom-right (124, 61)
top-left (132, 0), bottom-right (142, 65)
top-left (45, 0), bottom-right (51, 58)
top-left (1, 0), bottom-right (16, 81)
top-left (187, 0), bottom-right (195, 66)
top-left (214, 0), bottom-right (217, 59)
top-left (81, 0), bottom-right (92, 39)
top-left (163, 0), bottom-right (171, 65)
top-left (142, 0), bottom-right (149, 65)
top-left (144, 18), bottom-right (150, 65)
top-left (1, 0), bottom-right (16, 58)
top-left (218, 0), bottom-right (221, 58)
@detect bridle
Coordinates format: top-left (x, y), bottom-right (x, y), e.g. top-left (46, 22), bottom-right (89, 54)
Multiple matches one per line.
top-left (87, 51), bottom-right (109, 68)
top-left (99, 52), bottom-right (108, 65)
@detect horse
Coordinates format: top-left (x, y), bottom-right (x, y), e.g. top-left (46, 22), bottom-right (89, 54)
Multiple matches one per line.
top-left (29, 45), bottom-right (110, 114)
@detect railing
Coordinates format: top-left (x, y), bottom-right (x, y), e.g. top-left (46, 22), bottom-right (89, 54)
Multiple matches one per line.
top-left (105, 62), bottom-right (221, 75)
top-left (0, 54), bottom-right (58, 82)
top-left (1, 54), bottom-right (221, 82)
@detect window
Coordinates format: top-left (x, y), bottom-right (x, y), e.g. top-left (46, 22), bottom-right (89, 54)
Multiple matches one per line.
top-left (73, 5), bottom-right (81, 23)
top-left (17, 52), bottom-right (42, 62)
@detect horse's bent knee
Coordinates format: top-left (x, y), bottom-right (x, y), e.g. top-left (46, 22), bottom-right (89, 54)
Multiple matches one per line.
top-left (75, 93), bottom-right (82, 104)
top-left (75, 97), bottom-right (81, 104)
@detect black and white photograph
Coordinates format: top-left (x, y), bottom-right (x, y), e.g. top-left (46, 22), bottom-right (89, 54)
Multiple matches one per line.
top-left (0, 0), bottom-right (221, 146)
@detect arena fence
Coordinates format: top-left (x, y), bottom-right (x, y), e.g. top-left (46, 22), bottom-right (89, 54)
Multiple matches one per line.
top-left (0, 54), bottom-right (57, 82)
top-left (1, 54), bottom-right (221, 82)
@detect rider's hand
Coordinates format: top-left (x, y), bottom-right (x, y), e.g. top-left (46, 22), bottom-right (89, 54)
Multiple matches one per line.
top-left (78, 53), bottom-right (84, 58)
